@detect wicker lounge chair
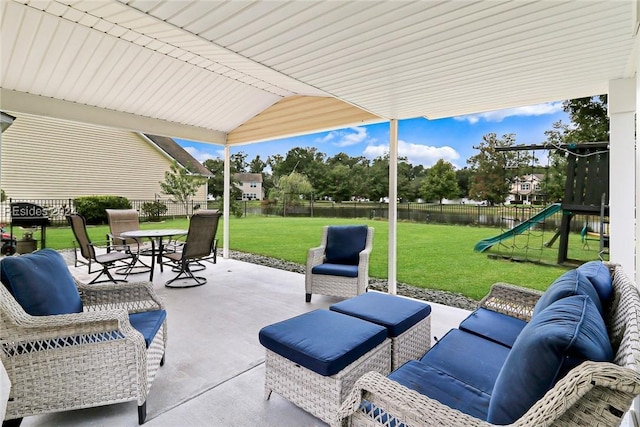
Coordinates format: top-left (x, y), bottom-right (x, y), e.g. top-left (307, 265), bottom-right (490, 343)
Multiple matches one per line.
top-left (335, 263), bottom-right (640, 427)
top-left (163, 210), bottom-right (221, 288)
top-left (305, 225), bottom-right (374, 302)
top-left (0, 249), bottom-right (167, 425)
top-left (67, 213), bottom-right (136, 284)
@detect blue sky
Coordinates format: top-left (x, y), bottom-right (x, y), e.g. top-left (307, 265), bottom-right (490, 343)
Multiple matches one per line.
top-left (177, 101), bottom-right (569, 170)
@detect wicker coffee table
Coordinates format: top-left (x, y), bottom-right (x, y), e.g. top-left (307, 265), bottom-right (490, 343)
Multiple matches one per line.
top-left (259, 309), bottom-right (391, 424)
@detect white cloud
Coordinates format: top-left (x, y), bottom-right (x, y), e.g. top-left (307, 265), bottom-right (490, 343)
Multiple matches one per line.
top-left (315, 126), bottom-right (374, 148)
top-left (455, 101), bottom-right (563, 124)
top-left (363, 140), bottom-right (460, 168)
top-left (182, 145), bottom-right (223, 163)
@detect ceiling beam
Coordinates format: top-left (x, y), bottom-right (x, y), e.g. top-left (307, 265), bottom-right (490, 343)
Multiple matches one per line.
top-left (0, 89), bottom-right (226, 145)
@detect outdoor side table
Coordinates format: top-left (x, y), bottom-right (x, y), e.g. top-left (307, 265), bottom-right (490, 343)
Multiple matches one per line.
top-left (330, 292), bottom-right (432, 370)
top-left (258, 309), bottom-right (391, 424)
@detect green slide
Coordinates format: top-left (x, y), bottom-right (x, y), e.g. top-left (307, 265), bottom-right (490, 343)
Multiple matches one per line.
top-left (474, 203), bottom-right (562, 253)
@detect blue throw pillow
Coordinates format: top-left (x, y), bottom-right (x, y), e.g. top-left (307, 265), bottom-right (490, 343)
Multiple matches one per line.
top-left (487, 295), bottom-right (613, 425)
top-left (577, 261), bottom-right (613, 303)
top-left (324, 225), bottom-right (369, 265)
top-left (0, 249), bottom-right (83, 316)
top-left (533, 269), bottom-right (602, 317)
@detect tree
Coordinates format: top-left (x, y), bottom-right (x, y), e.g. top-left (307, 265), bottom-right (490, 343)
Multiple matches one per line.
top-left (467, 133), bottom-right (530, 205)
top-left (160, 161), bottom-right (206, 216)
top-left (230, 152), bottom-right (248, 173)
top-left (562, 95), bottom-right (609, 143)
top-left (420, 159), bottom-right (459, 203)
top-left (202, 158), bottom-right (242, 200)
top-left (455, 167), bottom-right (472, 199)
top-left (268, 172), bottom-right (314, 210)
top-left (249, 155), bottom-right (267, 173)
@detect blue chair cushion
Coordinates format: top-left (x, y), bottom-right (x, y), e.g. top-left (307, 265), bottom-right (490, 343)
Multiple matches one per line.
top-left (532, 269), bottom-right (602, 317)
top-left (390, 360), bottom-right (492, 420)
top-left (0, 249), bottom-right (83, 316)
top-left (312, 263), bottom-right (359, 278)
top-left (258, 309), bottom-right (387, 376)
top-left (487, 295), bottom-right (613, 425)
top-left (330, 292), bottom-right (431, 337)
top-left (324, 225), bottom-right (368, 265)
top-left (419, 329), bottom-right (509, 395)
top-left (459, 308), bottom-right (527, 348)
top-left (129, 310), bottom-right (166, 348)
top-left (577, 261), bottom-right (613, 303)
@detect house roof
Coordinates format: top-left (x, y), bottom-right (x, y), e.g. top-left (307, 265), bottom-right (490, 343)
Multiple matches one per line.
top-left (145, 134), bottom-right (212, 177)
top-left (234, 173), bottom-right (263, 183)
top-left (0, 1), bottom-right (635, 146)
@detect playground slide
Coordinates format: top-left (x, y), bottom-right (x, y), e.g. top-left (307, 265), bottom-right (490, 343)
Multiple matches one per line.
top-left (474, 203), bottom-right (562, 253)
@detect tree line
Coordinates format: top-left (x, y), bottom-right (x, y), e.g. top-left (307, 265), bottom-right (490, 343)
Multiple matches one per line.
top-left (201, 96), bottom-right (608, 207)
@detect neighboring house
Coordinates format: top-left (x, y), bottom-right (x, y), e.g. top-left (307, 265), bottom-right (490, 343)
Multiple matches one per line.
top-left (0, 111), bottom-right (211, 206)
top-left (508, 174), bottom-right (545, 205)
top-left (234, 173), bottom-right (264, 200)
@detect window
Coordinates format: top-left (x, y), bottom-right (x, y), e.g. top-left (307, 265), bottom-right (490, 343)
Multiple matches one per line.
top-left (521, 183), bottom-right (530, 191)
top-left (250, 181), bottom-right (257, 188)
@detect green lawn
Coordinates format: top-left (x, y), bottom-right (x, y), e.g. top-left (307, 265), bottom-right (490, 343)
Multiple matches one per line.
top-left (37, 216), bottom-right (603, 301)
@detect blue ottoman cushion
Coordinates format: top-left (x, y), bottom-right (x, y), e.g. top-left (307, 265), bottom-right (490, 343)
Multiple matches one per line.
top-left (533, 269), bottom-right (602, 317)
top-left (325, 225), bottom-right (368, 265)
top-left (330, 292), bottom-right (431, 337)
top-left (0, 249), bottom-right (83, 316)
top-left (487, 295), bottom-right (613, 425)
top-left (577, 260), bottom-right (613, 303)
top-left (259, 309), bottom-right (387, 376)
top-left (459, 308), bottom-right (527, 348)
top-left (420, 329), bottom-right (509, 395)
top-left (390, 360), bottom-right (491, 420)
top-left (129, 310), bottom-right (167, 348)
top-left (312, 263), bottom-right (359, 278)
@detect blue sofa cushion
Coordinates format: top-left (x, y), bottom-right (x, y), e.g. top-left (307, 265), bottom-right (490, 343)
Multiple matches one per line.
top-left (258, 309), bottom-right (387, 376)
top-left (0, 249), bottom-right (83, 316)
top-left (532, 269), bottom-right (602, 317)
top-left (577, 260), bottom-right (613, 303)
top-left (487, 295), bottom-right (613, 425)
top-left (324, 225), bottom-right (368, 265)
top-left (129, 310), bottom-right (166, 348)
top-left (312, 263), bottom-right (359, 278)
top-left (390, 360), bottom-right (492, 420)
top-left (330, 292), bottom-right (431, 337)
top-left (459, 308), bottom-right (527, 348)
top-left (420, 329), bottom-right (510, 395)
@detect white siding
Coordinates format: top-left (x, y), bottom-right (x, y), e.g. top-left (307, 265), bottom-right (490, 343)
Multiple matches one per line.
top-left (0, 112), bottom-right (207, 201)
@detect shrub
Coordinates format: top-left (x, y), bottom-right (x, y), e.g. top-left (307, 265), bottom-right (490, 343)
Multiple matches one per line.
top-left (74, 196), bottom-right (131, 225)
top-left (141, 200), bottom-right (168, 222)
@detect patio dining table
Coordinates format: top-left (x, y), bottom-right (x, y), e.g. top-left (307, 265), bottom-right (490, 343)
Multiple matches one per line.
top-left (120, 229), bottom-right (187, 281)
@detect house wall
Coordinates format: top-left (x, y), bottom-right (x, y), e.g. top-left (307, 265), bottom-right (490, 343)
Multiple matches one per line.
top-left (1, 113), bottom-right (207, 201)
top-left (237, 180), bottom-right (263, 200)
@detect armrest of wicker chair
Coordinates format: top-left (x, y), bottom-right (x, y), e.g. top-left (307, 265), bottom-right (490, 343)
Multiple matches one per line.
top-left (76, 279), bottom-right (164, 313)
top-left (477, 282), bottom-right (543, 321)
top-left (306, 245), bottom-right (326, 269)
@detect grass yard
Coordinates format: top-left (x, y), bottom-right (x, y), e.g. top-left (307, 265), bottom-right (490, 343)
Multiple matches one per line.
top-left (36, 216), bottom-right (604, 301)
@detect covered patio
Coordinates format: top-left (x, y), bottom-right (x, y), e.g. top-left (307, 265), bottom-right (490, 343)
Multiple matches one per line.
top-left (1, 0), bottom-right (640, 425)
top-left (16, 254), bottom-right (470, 426)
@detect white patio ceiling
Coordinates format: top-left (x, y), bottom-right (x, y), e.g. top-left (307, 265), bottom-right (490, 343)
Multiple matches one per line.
top-left (1, 0), bottom-right (636, 146)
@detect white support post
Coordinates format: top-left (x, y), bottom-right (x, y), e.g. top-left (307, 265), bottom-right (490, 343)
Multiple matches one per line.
top-left (388, 119), bottom-right (398, 295)
top-left (609, 78), bottom-right (636, 279)
top-left (223, 145), bottom-right (231, 259)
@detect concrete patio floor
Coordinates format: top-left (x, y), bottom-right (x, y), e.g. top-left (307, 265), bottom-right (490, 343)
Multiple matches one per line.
top-left (19, 254), bottom-right (470, 427)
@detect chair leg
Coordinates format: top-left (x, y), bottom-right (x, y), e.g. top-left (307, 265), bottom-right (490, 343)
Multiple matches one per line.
top-left (305, 293), bottom-right (312, 303)
top-left (2, 418), bottom-right (23, 427)
top-left (138, 402), bottom-right (146, 424)
top-left (165, 261), bottom-right (207, 288)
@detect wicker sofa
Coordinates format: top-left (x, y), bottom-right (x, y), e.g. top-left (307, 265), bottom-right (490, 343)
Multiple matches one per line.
top-left (335, 262), bottom-right (640, 427)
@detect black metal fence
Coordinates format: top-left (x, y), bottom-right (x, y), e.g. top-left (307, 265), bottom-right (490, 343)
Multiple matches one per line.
top-left (0, 198), bottom-right (209, 227)
top-left (0, 198), bottom-right (603, 234)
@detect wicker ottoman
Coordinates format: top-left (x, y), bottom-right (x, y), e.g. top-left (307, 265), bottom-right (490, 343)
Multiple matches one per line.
top-left (330, 292), bottom-right (432, 370)
top-left (259, 309), bottom-right (391, 424)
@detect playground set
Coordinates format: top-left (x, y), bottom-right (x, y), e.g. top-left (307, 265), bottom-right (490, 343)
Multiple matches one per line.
top-left (474, 142), bottom-right (609, 266)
